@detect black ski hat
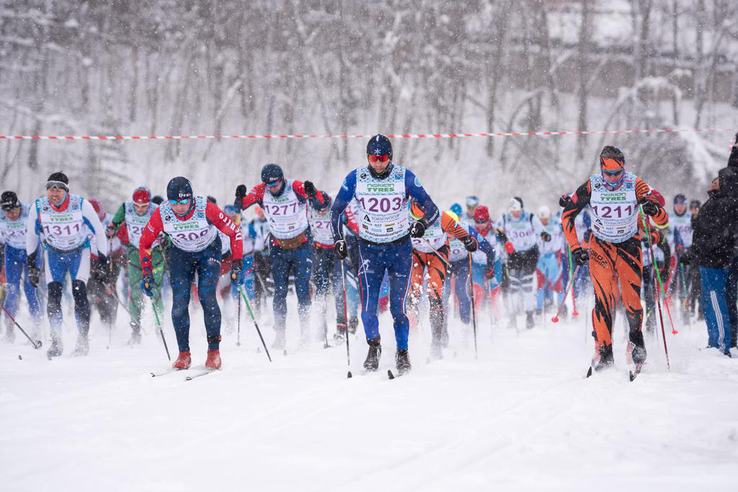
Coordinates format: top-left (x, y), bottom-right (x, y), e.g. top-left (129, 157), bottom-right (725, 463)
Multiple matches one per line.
top-left (1, 191), bottom-right (19, 211)
top-left (46, 171), bottom-right (69, 191)
top-left (166, 177), bottom-right (193, 201)
top-left (261, 163), bottom-right (284, 184)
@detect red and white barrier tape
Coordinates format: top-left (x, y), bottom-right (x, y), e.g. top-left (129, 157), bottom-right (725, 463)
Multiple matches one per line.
top-left (0, 127), bottom-right (735, 141)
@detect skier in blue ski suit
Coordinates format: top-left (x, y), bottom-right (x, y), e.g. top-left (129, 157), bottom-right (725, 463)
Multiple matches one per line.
top-left (0, 191), bottom-right (42, 342)
top-left (330, 134), bottom-right (439, 375)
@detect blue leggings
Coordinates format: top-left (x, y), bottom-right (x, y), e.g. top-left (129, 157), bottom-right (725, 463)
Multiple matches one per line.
top-left (168, 240), bottom-right (222, 352)
top-left (449, 259), bottom-right (472, 324)
top-left (700, 266), bottom-right (732, 354)
top-left (3, 245), bottom-right (41, 323)
top-left (358, 238), bottom-right (413, 349)
top-left (270, 242), bottom-right (313, 331)
top-left (537, 252), bottom-right (565, 309)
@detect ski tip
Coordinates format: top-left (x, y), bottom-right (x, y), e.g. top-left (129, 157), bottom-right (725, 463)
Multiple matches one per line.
top-left (551, 317), bottom-right (559, 323)
top-left (387, 370), bottom-right (395, 380)
top-left (629, 371), bottom-right (636, 382)
top-left (672, 330), bottom-right (679, 335)
top-left (18, 354), bottom-right (22, 360)
top-left (585, 366), bottom-right (593, 378)
top-left (572, 311), bottom-right (579, 317)
top-left (347, 370), bottom-right (353, 379)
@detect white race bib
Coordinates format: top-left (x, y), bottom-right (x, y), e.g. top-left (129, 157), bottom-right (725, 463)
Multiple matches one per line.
top-left (160, 196), bottom-right (218, 252)
top-left (37, 195), bottom-right (88, 251)
top-left (0, 203), bottom-right (30, 250)
top-left (354, 166), bottom-right (408, 243)
top-left (262, 180), bottom-right (309, 240)
top-left (589, 172), bottom-right (639, 244)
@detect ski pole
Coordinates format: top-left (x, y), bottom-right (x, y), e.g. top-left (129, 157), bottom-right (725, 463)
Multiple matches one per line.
top-left (468, 253), bottom-right (478, 359)
top-left (339, 259), bottom-right (352, 378)
top-left (641, 211), bottom-right (678, 335)
top-left (551, 265), bottom-right (580, 323)
top-left (542, 277), bottom-right (547, 329)
top-left (679, 262), bottom-right (692, 329)
top-left (0, 304), bottom-right (42, 348)
top-left (150, 299), bottom-right (171, 361)
top-left (567, 246), bottom-right (579, 316)
top-left (640, 208), bottom-right (671, 370)
top-left (237, 285), bottom-right (271, 362)
top-left (237, 288), bottom-right (242, 347)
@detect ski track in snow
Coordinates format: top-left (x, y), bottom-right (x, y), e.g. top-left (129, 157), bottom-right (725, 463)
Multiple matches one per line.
top-left (1, 306), bottom-right (738, 492)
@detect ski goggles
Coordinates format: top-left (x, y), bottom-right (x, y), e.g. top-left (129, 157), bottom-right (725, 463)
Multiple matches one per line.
top-left (46, 181), bottom-right (69, 191)
top-left (368, 154), bottom-right (389, 163)
top-left (602, 169), bottom-right (624, 177)
top-left (168, 198), bottom-right (191, 205)
top-left (265, 179), bottom-right (282, 188)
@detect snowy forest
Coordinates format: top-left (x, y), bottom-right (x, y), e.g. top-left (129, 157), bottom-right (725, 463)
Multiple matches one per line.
top-left (2, 0), bottom-right (738, 212)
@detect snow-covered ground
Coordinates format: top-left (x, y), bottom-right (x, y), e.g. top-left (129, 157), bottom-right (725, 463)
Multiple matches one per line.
top-left (1, 298), bottom-right (737, 492)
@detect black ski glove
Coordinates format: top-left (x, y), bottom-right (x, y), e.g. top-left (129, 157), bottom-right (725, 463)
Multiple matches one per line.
top-left (303, 181), bottom-right (317, 199)
top-left (641, 200), bottom-right (659, 216)
top-left (541, 232), bottom-right (552, 242)
top-left (97, 253), bottom-right (109, 273)
top-left (496, 231), bottom-right (508, 243)
top-left (334, 239), bottom-right (348, 260)
top-left (235, 184), bottom-right (247, 209)
top-left (461, 235), bottom-right (478, 252)
top-left (409, 221), bottom-right (426, 238)
top-left (27, 252), bottom-right (40, 287)
top-left (572, 247), bottom-right (589, 267)
top-left (230, 258), bottom-right (244, 286)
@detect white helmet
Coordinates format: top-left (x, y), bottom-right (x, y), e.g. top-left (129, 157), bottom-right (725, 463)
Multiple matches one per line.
top-left (508, 197), bottom-right (523, 213)
top-left (537, 205), bottom-right (551, 220)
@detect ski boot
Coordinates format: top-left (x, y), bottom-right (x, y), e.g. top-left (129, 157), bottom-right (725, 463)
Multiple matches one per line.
top-left (395, 349), bottom-right (412, 376)
top-left (348, 317), bottom-right (359, 335)
top-left (205, 349), bottom-right (222, 370)
top-left (271, 329), bottom-right (286, 351)
top-left (127, 323), bottom-right (142, 346)
top-left (47, 335), bottom-right (63, 358)
top-left (72, 333), bottom-right (89, 356)
top-left (334, 324), bottom-right (347, 344)
top-left (526, 311), bottom-right (535, 330)
top-left (593, 344), bottom-right (614, 372)
top-left (172, 351), bottom-right (192, 370)
top-left (559, 304), bottom-right (568, 320)
top-left (632, 344), bottom-right (647, 366)
top-left (363, 338), bottom-right (382, 372)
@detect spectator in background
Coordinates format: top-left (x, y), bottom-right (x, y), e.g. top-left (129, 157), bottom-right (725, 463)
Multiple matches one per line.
top-left (684, 166), bottom-right (738, 357)
top-left (726, 133), bottom-right (738, 348)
